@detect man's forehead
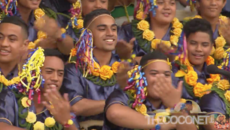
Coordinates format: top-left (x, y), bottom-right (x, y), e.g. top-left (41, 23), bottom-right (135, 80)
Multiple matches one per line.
top-left (93, 15), bottom-right (115, 26)
top-left (0, 23), bottom-right (22, 35)
top-left (43, 56), bottom-right (64, 70)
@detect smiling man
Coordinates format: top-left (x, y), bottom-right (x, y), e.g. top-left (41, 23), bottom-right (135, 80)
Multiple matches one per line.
top-left (61, 9), bottom-right (120, 130)
top-left (172, 18), bottom-right (214, 103)
top-left (0, 16), bottom-right (29, 85)
top-left (0, 49), bottom-right (79, 130)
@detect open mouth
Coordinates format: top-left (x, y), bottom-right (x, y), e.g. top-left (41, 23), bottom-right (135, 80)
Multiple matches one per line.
top-left (162, 12), bottom-right (171, 17)
top-left (104, 39), bottom-right (115, 44)
top-left (0, 49), bottom-right (10, 56)
top-left (192, 54), bottom-right (204, 59)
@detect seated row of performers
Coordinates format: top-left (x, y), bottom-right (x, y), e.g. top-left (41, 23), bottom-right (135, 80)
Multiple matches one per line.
top-left (2, 0), bottom-right (230, 64)
top-left (0, 1), bottom-right (230, 130)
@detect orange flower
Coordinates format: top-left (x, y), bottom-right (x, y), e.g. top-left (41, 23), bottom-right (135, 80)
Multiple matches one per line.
top-left (91, 62), bottom-right (100, 76)
top-left (206, 56), bottom-right (214, 65)
top-left (70, 48), bottom-right (77, 56)
top-left (207, 74), bottom-right (220, 84)
top-left (111, 61), bottom-right (120, 73)
top-left (193, 83), bottom-right (206, 98)
top-left (185, 70), bottom-right (198, 86)
top-left (100, 65), bottom-right (113, 80)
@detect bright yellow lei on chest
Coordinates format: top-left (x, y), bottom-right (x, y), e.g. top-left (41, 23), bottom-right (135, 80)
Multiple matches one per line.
top-left (192, 15), bottom-right (228, 60)
top-left (0, 72), bottom-right (20, 86)
top-left (175, 55), bottom-right (220, 98)
top-left (90, 61), bottom-right (120, 80)
top-left (136, 14), bottom-right (183, 49)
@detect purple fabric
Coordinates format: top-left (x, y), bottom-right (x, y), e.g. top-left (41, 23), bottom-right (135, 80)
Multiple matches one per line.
top-left (0, 89), bottom-right (80, 129)
top-left (103, 89), bottom-right (166, 130)
top-left (61, 54), bottom-right (120, 122)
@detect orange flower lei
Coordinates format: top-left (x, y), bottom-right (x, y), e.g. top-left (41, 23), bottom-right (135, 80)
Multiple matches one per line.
top-left (90, 61), bottom-right (120, 80)
top-left (175, 56), bottom-right (220, 98)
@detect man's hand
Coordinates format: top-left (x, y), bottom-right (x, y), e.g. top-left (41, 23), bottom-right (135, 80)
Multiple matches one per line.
top-left (43, 86), bottom-right (72, 125)
top-left (116, 62), bottom-right (132, 90)
top-left (219, 18), bottom-right (230, 45)
top-left (34, 15), bottom-right (62, 40)
top-left (157, 43), bottom-right (176, 61)
top-left (35, 37), bottom-right (57, 49)
top-left (116, 38), bottom-right (135, 59)
top-left (153, 74), bottom-right (183, 108)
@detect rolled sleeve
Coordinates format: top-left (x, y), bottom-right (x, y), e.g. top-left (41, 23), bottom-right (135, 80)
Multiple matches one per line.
top-left (0, 90), bottom-right (16, 126)
top-left (105, 89), bottom-right (128, 112)
top-left (104, 89), bottom-right (129, 129)
top-left (61, 64), bottom-right (84, 106)
top-left (200, 92), bottom-right (226, 114)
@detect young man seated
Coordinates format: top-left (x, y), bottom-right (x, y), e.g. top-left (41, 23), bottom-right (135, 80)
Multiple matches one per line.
top-left (104, 51), bottom-right (197, 130)
top-left (172, 18), bottom-right (218, 103)
top-left (0, 49), bottom-right (79, 130)
top-left (173, 18), bottom-right (230, 130)
top-left (61, 9), bottom-right (120, 130)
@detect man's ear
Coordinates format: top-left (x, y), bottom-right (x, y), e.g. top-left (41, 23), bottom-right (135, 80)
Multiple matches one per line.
top-left (23, 39), bottom-right (30, 47)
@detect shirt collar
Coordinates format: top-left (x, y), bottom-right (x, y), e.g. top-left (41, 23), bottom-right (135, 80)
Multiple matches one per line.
top-left (145, 99), bottom-right (166, 111)
top-left (4, 66), bottom-right (18, 80)
top-left (193, 62), bottom-right (210, 78)
top-left (93, 53), bottom-right (119, 66)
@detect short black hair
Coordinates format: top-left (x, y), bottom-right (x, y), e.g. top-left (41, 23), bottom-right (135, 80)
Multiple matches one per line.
top-left (140, 51), bottom-right (167, 67)
top-left (44, 49), bottom-right (66, 63)
top-left (186, 101), bottom-right (193, 104)
top-left (1, 16), bottom-right (29, 38)
top-left (83, 9), bottom-right (111, 28)
top-left (184, 18), bottom-right (214, 43)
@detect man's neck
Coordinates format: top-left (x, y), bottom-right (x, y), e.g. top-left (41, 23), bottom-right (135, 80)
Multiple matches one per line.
top-left (201, 15), bottom-right (219, 32)
top-left (93, 49), bottom-right (112, 66)
top-left (150, 18), bottom-right (170, 39)
top-left (17, 4), bottom-right (33, 24)
top-left (194, 64), bottom-right (204, 72)
top-left (33, 93), bottom-right (46, 113)
top-left (0, 62), bottom-right (17, 77)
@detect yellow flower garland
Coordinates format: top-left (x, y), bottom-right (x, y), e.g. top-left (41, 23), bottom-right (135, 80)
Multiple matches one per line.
top-left (175, 56), bottom-right (220, 98)
top-left (192, 15), bottom-right (228, 60)
top-left (0, 74), bottom-right (20, 86)
top-left (90, 61), bottom-right (120, 80)
top-left (136, 14), bottom-right (183, 49)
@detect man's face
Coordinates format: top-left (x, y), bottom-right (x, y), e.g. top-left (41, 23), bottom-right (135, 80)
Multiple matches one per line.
top-left (18, 0), bottom-right (41, 10)
top-left (81, 0), bottom-right (108, 16)
top-left (187, 31), bottom-right (212, 66)
top-left (186, 104), bottom-right (193, 111)
top-left (41, 56), bottom-right (64, 92)
top-left (0, 23), bottom-right (28, 63)
top-left (197, 0), bottom-right (226, 19)
top-left (88, 15), bottom-right (117, 52)
top-left (151, 0), bottom-right (176, 25)
top-left (144, 60), bottom-right (171, 99)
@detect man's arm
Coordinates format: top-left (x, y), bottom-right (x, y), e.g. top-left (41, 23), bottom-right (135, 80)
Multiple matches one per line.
top-left (72, 99), bottom-right (105, 116)
top-left (0, 123), bottom-right (25, 130)
top-left (0, 90), bottom-right (24, 130)
top-left (61, 64), bottom-right (105, 116)
top-left (106, 104), bottom-right (175, 129)
top-left (56, 29), bottom-right (74, 55)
